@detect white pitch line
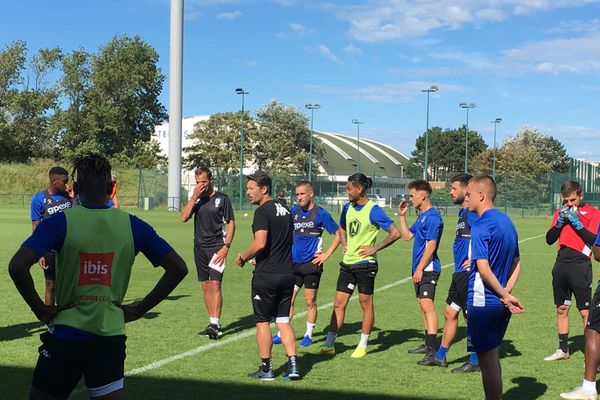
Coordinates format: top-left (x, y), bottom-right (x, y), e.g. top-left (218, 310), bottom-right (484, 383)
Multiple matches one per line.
top-left (126, 233), bottom-right (545, 377)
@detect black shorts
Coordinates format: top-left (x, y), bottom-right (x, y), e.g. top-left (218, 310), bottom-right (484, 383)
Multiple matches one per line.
top-left (587, 285), bottom-right (600, 333)
top-left (43, 250), bottom-right (57, 280)
top-left (293, 261), bottom-right (323, 290)
top-left (194, 244), bottom-right (224, 281)
top-left (446, 271), bottom-right (469, 311)
top-left (32, 332), bottom-right (126, 399)
top-left (336, 262), bottom-right (378, 295)
top-left (414, 271), bottom-right (440, 300)
top-left (251, 272), bottom-right (295, 323)
top-left (552, 259), bottom-right (592, 309)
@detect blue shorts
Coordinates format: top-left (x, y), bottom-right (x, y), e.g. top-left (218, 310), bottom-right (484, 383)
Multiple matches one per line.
top-left (466, 305), bottom-right (511, 352)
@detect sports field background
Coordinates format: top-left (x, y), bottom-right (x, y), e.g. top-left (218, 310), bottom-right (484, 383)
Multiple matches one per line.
top-left (1, 207), bottom-right (597, 399)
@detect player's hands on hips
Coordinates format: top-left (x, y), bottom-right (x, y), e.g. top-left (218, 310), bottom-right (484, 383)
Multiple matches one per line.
top-left (412, 269), bottom-right (423, 283)
top-left (358, 245), bottom-right (376, 257)
top-left (118, 303), bottom-right (144, 322)
top-left (566, 208), bottom-right (584, 230)
top-left (461, 259), bottom-right (471, 271)
top-left (33, 303), bottom-right (73, 324)
top-left (501, 294), bottom-right (524, 314)
top-left (312, 252), bottom-right (328, 266)
top-left (38, 256), bottom-right (47, 270)
top-left (213, 246), bottom-right (228, 265)
top-left (398, 200), bottom-right (409, 216)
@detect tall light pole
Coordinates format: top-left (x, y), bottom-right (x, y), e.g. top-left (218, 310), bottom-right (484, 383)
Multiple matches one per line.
top-left (236, 88), bottom-right (249, 210)
top-left (305, 103), bottom-right (321, 182)
top-left (491, 118), bottom-right (502, 181)
top-left (352, 119), bottom-right (363, 172)
top-left (459, 102), bottom-right (476, 173)
top-left (421, 85), bottom-right (438, 180)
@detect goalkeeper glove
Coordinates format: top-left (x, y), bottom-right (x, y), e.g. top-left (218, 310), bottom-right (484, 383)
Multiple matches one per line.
top-left (566, 207), bottom-right (584, 231)
top-left (555, 206), bottom-right (569, 228)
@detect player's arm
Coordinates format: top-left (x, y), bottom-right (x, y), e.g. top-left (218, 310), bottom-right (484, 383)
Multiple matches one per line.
top-left (111, 194), bottom-right (120, 209)
top-left (476, 258), bottom-right (524, 314)
top-left (32, 220), bottom-right (41, 231)
top-left (359, 224), bottom-right (401, 258)
top-left (565, 208), bottom-right (597, 244)
top-left (505, 257), bottom-right (521, 293)
top-left (339, 225), bottom-right (348, 254)
top-left (397, 201), bottom-right (414, 241)
top-left (594, 245), bottom-right (600, 262)
top-left (236, 230), bottom-right (267, 267)
top-left (313, 227), bottom-right (342, 266)
top-left (180, 184), bottom-right (206, 222)
top-left (412, 239), bottom-right (437, 283)
top-left (119, 251), bottom-right (188, 322)
top-left (213, 219), bottom-right (236, 265)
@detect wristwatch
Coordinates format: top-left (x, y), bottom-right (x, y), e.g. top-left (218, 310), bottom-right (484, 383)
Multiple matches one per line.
top-left (224, 243), bottom-right (231, 248)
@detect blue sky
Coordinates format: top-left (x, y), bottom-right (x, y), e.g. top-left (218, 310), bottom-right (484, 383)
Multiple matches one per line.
top-left (3, 0), bottom-right (600, 161)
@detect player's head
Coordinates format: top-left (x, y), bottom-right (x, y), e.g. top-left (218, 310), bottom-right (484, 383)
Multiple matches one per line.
top-left (195, 167), bottom-right (214, 193)
top-left (48, 166), bottom-right (69, 193)
top-left (295, 181), bottom-right (314, 209)
top-left (346, 173), bottom-right (372, 202)
top-left (246, 171), bottom-right (272, 205)
top-left (71, 154), bottom-right (113, 202)
top-left (450, 173), bottom-right (473, 206)
top-left (560, 180), bottom-right (583, 207)
top-left (407, 179), bottom-right (432, 210)
top-left (466, 175), bottom-right (496, 213)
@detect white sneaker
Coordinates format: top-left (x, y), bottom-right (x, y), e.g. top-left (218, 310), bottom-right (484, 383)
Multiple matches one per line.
top-left (560, 386), bottom-right (597, 399)
top-left (544, 349), bottom-right (570, 361)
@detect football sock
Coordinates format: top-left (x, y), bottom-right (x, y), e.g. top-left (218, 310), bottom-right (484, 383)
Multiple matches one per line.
top-left (558, 333), bottom-right (569, 353)
top-left (469, 352), bottom-right (479, 366)
top-left (582, 379), bottom-right (597, 393)
top-left (358, 333), bottom-right (370, 349)
top-left (425, 334), bottom-right (437, 350)
top-left (324, 331), bottom-right (337, 346)
top-left (435, 345), bottom-right (448, 360)
top-left (261, 357), bottom-right (272, 373)
top-left (209, 317), bottom-right (220, 327)
top-left (275, 331), bottom-right (281, 338)
top-left (305, 323), bottom-right (315, 338)
top-left (288, 355), bottom-right (297, 367)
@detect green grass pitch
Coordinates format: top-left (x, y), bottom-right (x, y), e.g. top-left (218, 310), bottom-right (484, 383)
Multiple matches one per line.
top-left (1, 207), bottom-right (598, 399)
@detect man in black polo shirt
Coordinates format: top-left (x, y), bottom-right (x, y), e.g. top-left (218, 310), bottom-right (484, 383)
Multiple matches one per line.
top-left (235, 171), bottom-right (300, 381)
top-left (181, 167), bottom-right (235, 339)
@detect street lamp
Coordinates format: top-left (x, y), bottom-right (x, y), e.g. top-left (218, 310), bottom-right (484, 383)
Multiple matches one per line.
top-left (236, 88), bottom-right (249, 210)
top-left (421, 85), bottom-right (438, 180)
top-left (459, 102), bottom-right (476, 173)
top-left (305, 103), bottom-right (321, 182)
top-left (352, 119), bottom-right (363, 172)
top-left (491, 118), bottom-right (502, 181)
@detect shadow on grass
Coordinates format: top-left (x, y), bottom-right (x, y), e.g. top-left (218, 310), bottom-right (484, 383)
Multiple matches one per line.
top-left (0, 365), bottom-right (448, 400)
top-left (0, 321), bottom-right (45, 342)
top-left (569, 334), bottom-right (585, 355)
top-left (503, 376), bottom-right (548, 400)
top-left (500, 340), bottom-right (522, 358)
top-left (369, 328), bottom-right (423, 355)
top-left (221, 314), bottom-right (256, 336)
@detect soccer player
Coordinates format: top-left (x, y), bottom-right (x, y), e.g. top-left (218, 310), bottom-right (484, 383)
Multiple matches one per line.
top-left (181, 167), bottom-right (235, 339)
top-left (398, 179), bottom-right (444, 364)
top-left (9, 154), bottom-right (188, 400)
top-left (560, 231), bottom-right (600, 399)
top-left (419, 173), bottom-right (480, 372)
top-left (465, 175), bottom-right (523, 400)
top-left (318, 173), bottom-right (401, 358)
top-left (234, 171), bottom-right (299, 380)
top-left (108, 174), bottom-right (120, 208)
top-left (544, 180), bottom-right (600, 361)
top-left (272, 181), bottom-right (341, 347)
top-left (30, 166), bottom-right (76, 305)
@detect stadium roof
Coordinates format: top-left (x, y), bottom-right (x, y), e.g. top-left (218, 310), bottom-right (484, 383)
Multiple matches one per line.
top-left (314, 131), bottom-right (410, 178)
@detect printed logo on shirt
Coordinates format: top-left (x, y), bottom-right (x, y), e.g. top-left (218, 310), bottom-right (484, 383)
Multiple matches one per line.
top-left (348, 219), bottom-right (361, 237)
top-left (215, 198), bottom-right (221, 208)
top-left (78, 252), bottom-right (114, 287)
top-left (275, 202), bottom-right (289, 216)
top-left (47, 202), bottom-right (71, 215)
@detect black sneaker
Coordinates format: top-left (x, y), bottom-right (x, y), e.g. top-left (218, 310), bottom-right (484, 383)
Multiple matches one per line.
top-left (198, 324), bottom-right (212, 337)
top-left (282, 363), bottom-right (300, 381)
top-left (408, 343), bottom-right (429, 354)
top-left (247, 368), bottom-right (275, 381)
top-left (206, 324), bottom-right (223, 340)
top-left (417, 353), bottom-right (448, 367)
top-left (451, 361), bottom-right (480, 373)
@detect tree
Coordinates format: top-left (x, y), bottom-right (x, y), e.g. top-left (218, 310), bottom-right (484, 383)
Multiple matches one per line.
top-left (84, 35), bottom-right (167, 159)
top-left (411, 125), bottom-right (487, 181)
top-left (184, 111), bottom-right (257, 176)
top-left (510, 126), bottom-right (569, 173)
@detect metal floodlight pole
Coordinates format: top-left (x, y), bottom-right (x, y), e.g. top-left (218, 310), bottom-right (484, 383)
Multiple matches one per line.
top-left (421, 85), bottom-right (438, 181)
top-left (459, 102), bottom-right (476, 173)
top-left (491, 117), bottom-right (502, 181)
top-left (305, 103), bottom-right (321, 182)
top-left (352, 119), bottom-right (363, 172)
top-left (236, 88), bottom-right (249, 210)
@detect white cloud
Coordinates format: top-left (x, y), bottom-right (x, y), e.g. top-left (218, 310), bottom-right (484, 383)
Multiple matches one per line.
top-left (245, 60), bottom-right (257, 67)
top-left (317, 45), bottom-right (341, 63)
top-left (547, 18), bottom-right (600, 33)
top-left (289, 23), bottom-right (309, 35)
top-left (307, 81), bottom-right (464, 103)
top-left (538, 124), bottom-right (600, 160)
top-left (344, 43), bottom-right (363, 55)
top-left (216, 10), bottom-right (242, 20)
top-left (330, 0), bottom-right (600, 42)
